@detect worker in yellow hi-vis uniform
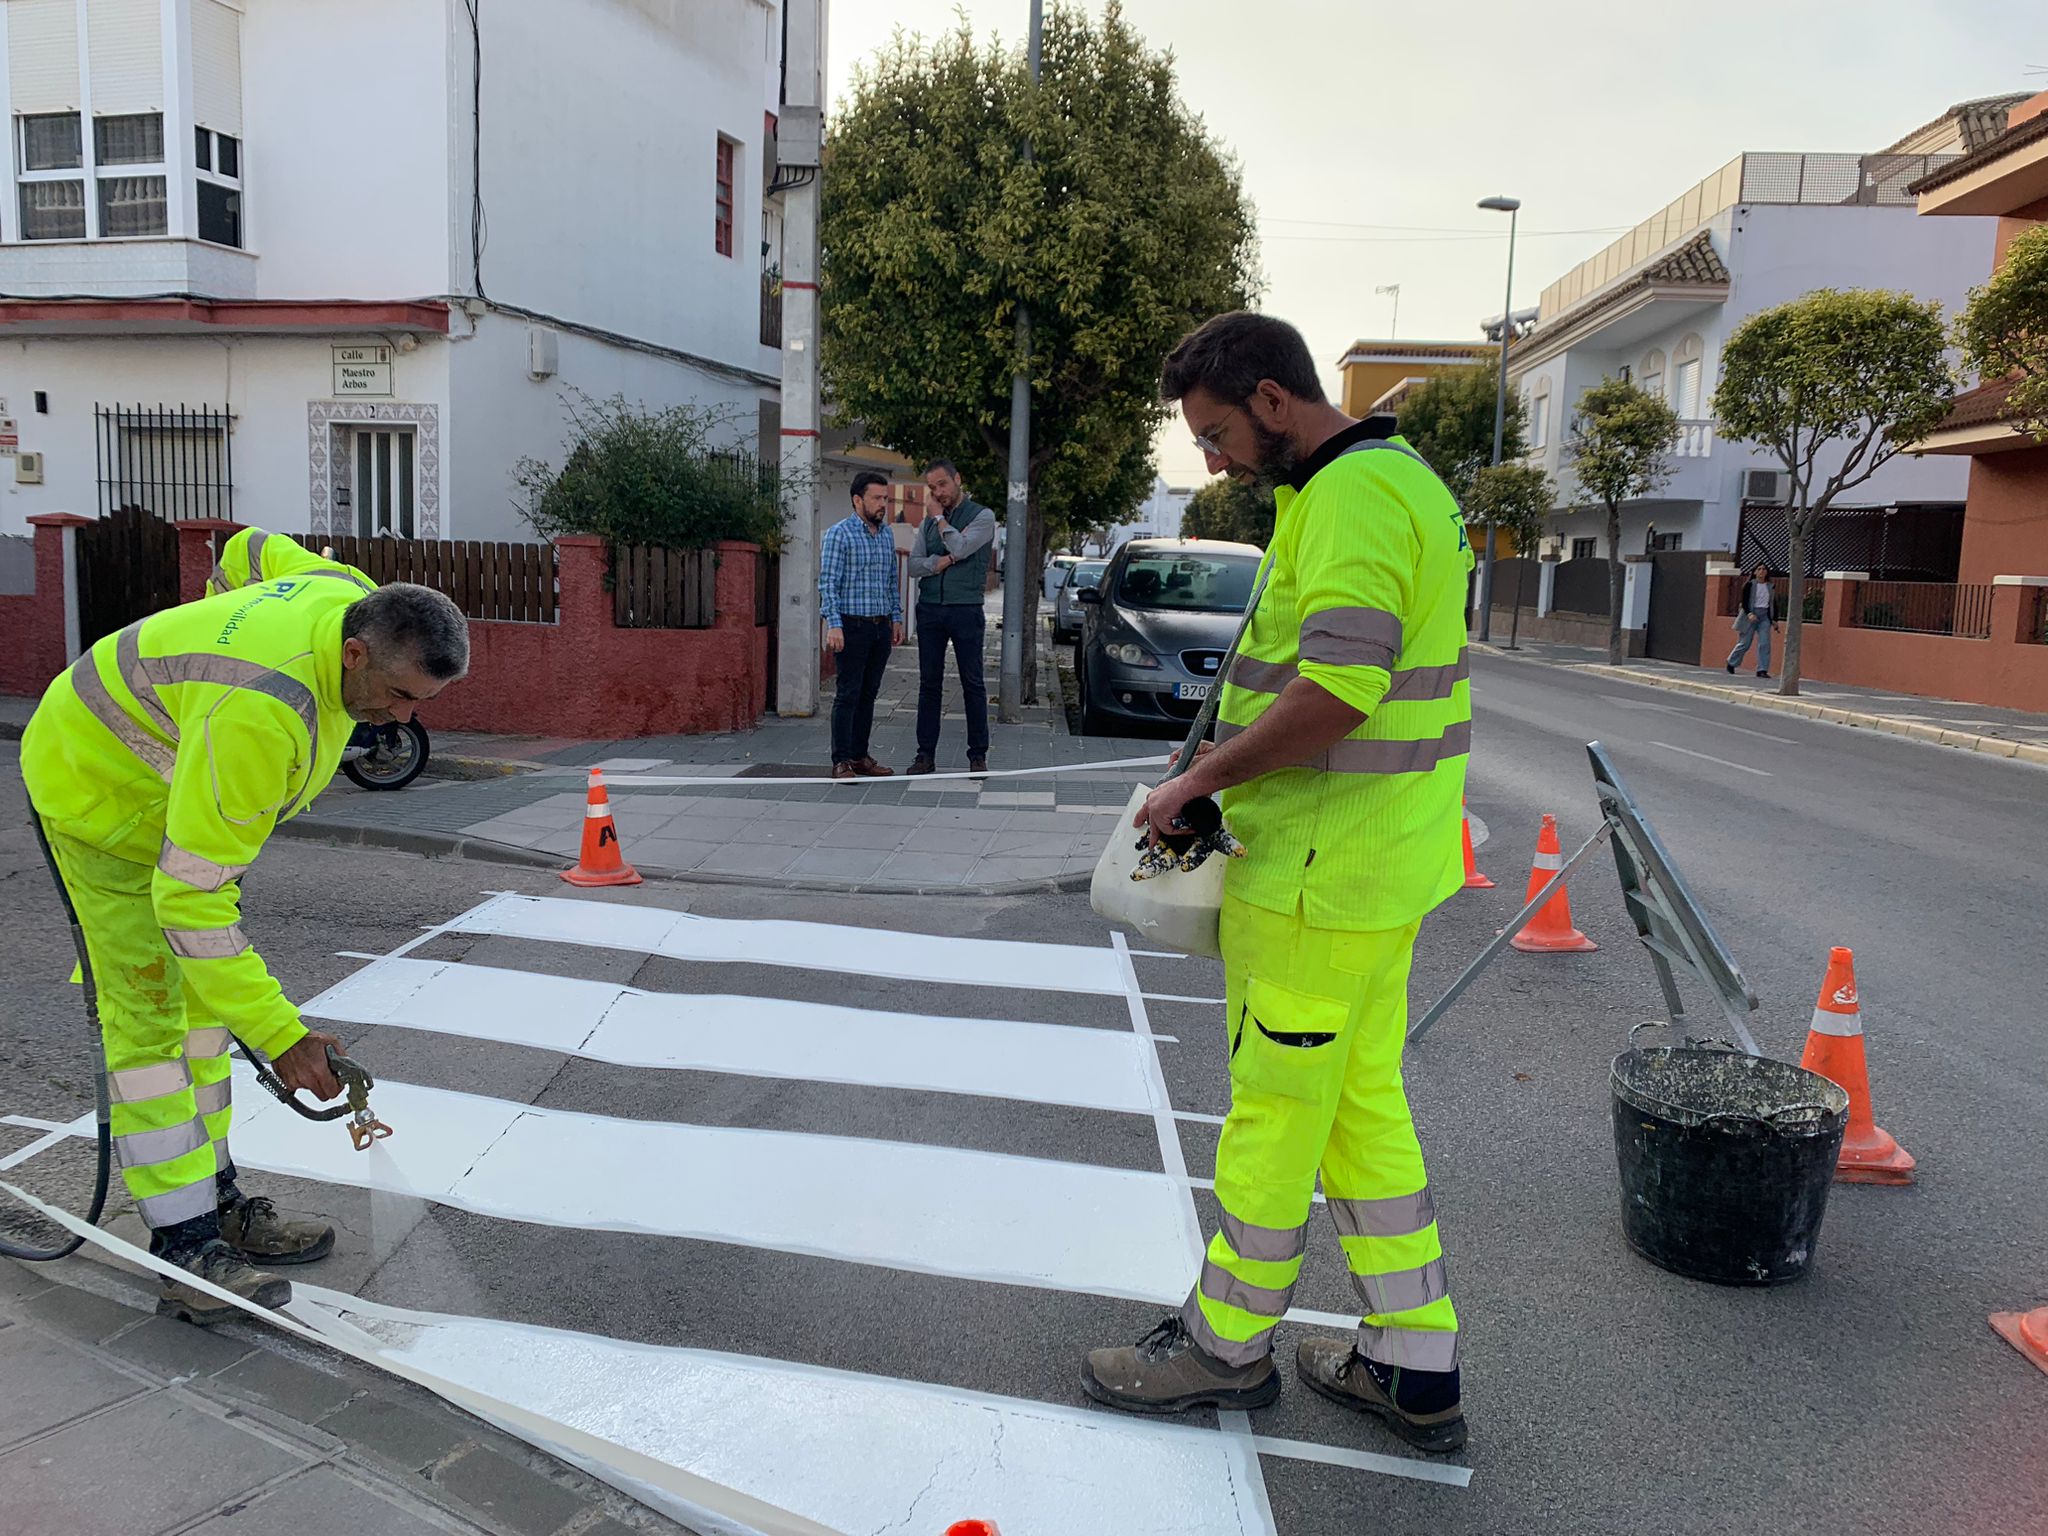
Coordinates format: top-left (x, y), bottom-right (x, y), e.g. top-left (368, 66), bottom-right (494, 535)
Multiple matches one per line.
top-left (20, 575), bottom-right (468, 1324)
top-left (205, 526), bottom-right (375, 597)
top-left (1083, 312), bottom-right (1475, 1454)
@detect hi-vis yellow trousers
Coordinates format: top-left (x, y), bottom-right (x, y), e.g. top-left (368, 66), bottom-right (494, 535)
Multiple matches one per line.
top-left (1180, 893), bottom-right (1459, 1372)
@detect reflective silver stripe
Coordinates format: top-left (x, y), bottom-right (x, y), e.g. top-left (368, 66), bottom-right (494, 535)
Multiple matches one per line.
top-left (164, 924), bottom-right (250, 960)
top-left (1381, 654), bottom-right (1470, 704)
top-left (109, 1059), bottom-right (192, 1104)
top-left (1226, 656), bottom-right (1297, 696)
top-left (1220, 1210), bottom-right (1308, 1264)
top-left (244, 529), bottom-right (269, 578)
top-left (157, 838), bottom-right (249, 894)
top-left (1300, 607), bottom-right (1401, 670)
top-left (1357, 1320), bottom-right (1460, 1372)
top-left (1352, 1256), bottom-right (1450, 1316)
top-left (192, 1078), bottom-right (231, 1117)
top-left (67, 650), bottom-right (176, 782)
top-left (1177, 1294), bottom-right (1274, 1369)
top-left (1215, 719), bottom-right (1246, 745)
top-left (1198, 1258), bottom-right (1294, 1320)
top-left (207, 563), bottom-right (231, 592)
top-left (183, 1026), bottom-right (232, 1059)
top-left (137, 1180), bottom-right (218, 1229)
top-left (118, 622), bottom-right (178, 741)
top-left (1315, 721), bottom-right (1472, 776)
top-left (307, 567), bottom-right (375, 592)
top-left (141, 654), bottom-right (318, 733)
top-left (1328, 1188), bottom-right (1438, 1241)
top-left (113, 1117), bottom-right (211, 1171)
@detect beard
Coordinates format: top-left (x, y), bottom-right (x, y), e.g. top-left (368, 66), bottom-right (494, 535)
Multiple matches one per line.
top-left (1248, 419), bottom-right (1300, 491)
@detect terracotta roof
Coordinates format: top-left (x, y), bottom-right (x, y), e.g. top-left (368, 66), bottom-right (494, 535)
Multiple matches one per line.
top-left (1883, 92), bottom-right (2032, 155)
top-left (1338, 339), bottom-right (1495, 363)
top-left (1515, 230), bottom-right (1731, 349)
top-left (1936, 376), bottom-right (2021, 431)
top-left (1908, 110), bottom-right (2048, 195)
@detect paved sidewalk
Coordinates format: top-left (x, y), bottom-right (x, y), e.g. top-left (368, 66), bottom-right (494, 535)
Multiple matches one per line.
top-left (1475, 636), bottom-right (2048, 764)
top-left (0, 1253), bottom-right (680, 1536)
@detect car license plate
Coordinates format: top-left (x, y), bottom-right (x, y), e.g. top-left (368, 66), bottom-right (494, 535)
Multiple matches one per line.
top-left (1175, 682), bottom-right (1211, 701)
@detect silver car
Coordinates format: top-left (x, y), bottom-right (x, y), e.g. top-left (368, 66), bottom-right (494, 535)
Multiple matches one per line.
top-left (1075, 539), bottom-right (1263, 736)
top-left (1051, 558), bottom-right (1108, 643)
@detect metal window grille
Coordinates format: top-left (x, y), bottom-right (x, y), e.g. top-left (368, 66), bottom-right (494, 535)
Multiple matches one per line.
top-left (94, 403), bottom-right (234, 521)
top-left (715, 136), bottom-right (736, 257)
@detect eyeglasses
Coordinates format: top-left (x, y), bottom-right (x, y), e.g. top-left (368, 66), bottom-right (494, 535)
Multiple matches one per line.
top-left (1191, 406), bottom-right (1240, 459)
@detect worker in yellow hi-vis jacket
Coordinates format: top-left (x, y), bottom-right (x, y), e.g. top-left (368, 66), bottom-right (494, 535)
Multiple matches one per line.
top-left (205, 526), bottom-right (375, 597)
top-left (20, 574), bottom-right (468, 1323)
top-left (1083, 313), bottom-right (1475, 1455)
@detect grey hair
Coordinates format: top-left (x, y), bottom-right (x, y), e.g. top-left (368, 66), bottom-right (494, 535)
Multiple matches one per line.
top-left (342, 582), bottom-right (471, 681)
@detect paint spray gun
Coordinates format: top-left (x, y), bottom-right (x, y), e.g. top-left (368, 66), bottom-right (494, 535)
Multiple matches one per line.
top-left (245, 1042), bottom-right (394, 1152)
top-left (1131, 794), bottom-right (1247, 880)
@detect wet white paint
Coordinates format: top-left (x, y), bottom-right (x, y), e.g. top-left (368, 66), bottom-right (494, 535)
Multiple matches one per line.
top-left (299, 1286), bottom-right (1279, 1535)
top-left (225, 1064), bottom-right (1195, 1303)
top-left (302, 957), bottom-right (1160, 1115)
top-left (449, 893), bottom-right (1130, 996)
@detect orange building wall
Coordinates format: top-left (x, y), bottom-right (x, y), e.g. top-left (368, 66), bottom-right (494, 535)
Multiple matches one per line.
top-left (1959, 444), bottom-right (2048, 583)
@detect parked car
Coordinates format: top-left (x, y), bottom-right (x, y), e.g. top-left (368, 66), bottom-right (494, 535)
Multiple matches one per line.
top-left (1075, 539), bottom-right (1263, 736)
top-left (1043, 554), bottom-right (1081, 602)
top-left (1051, 558), bottom-right (1108, 643)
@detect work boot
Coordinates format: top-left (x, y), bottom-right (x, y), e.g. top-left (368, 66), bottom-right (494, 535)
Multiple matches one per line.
top-left (967, 753), bottom-right (988, 775)
top-left (907, 753), bottom-right (936, 775)
top-left (157, 1238), bottom-right (292, 1326)
top-left (1081, 1314), bottom-right (1280, 1415)
top-left (1295, 1336), bottom-right (1467, 1453)
top-left (219, 1193), bottom-right (334, 1265)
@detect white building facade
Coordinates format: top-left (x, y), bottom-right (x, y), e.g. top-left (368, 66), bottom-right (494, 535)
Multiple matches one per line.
top-left (0, 0), bottom-right (789, 541)
top-left (1508, 140), bottom-right (1997, 565)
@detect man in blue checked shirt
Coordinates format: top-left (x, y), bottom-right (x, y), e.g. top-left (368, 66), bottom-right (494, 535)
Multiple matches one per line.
top-left (819, 471), bottom-right (905, 781)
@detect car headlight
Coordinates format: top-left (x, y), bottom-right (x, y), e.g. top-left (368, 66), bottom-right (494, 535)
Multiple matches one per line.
top-left (1106, 642), bottom-right (1158, 668)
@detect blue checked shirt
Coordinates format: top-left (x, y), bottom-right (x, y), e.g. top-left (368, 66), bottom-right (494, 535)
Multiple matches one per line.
top-left (818, 514), bottom-right (903, 629)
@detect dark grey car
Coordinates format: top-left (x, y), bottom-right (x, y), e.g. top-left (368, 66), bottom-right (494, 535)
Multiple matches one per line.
top-left (1075, 538), bottom-right (1262, 736)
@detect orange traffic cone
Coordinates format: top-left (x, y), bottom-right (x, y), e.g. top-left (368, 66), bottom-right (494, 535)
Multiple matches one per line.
top-left (1510, 814), bottom-right (1597, 953)
top-left (561, 768), bottom-right (642, 887)
top-left (944, 1524), bottom-right (1001, 1536)
top-left (1798, 947), bottom-right (1914, 1185)
top-left (1461, 799), bottom-right (1494, 890)
top-left (1991, 1306), bottom-right (2048, 1376)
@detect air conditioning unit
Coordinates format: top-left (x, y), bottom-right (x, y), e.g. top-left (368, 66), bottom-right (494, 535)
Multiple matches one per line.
top-left (1742, 469), bottom-right (1788, 504)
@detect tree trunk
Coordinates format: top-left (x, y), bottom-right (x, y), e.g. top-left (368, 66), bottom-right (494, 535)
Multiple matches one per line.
top-left (1605, 503), bottom-right (1626, 664)
top-left (1781, 522), bottom-right (1809, 697)
top-left (1508, 556), bottom-right (1526, 650)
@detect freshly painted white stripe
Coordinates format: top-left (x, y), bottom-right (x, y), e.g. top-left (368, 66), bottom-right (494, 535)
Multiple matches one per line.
top-left (220, 1064), bottom-right (1198, 1305)
top-left (1650, 740), bottom-right (1772, 777)
top-left (449, 893), bottom-right (1130, 996)
top-left (301, 956), bottom-right (1162, 1116)
top-left (1111, 931), bottom-right (1207, 1275)
top-left (1809, 1005), bottom-right (1863, 1038)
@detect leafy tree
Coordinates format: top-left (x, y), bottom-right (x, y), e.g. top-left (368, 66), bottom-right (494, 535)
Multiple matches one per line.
top-left (1715, 289), bottom-right (1955, 694)
top-left (820, 3), bottom-right (1257, 700)
top-left (514, 391), bottom-right (789, 551)
top-left (1958, 223), bottom-right (2048, 440)
top-left (1394, 365), bottom-right (1528, 505)
top-left (1466, 462), bottom-right (1553, 650)
top-left (1566, 377), bottom-right (1679, 664)
top-left (1179, 478), bottom-right (1275, 547)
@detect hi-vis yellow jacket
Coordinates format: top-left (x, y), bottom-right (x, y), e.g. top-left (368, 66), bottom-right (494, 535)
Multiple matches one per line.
top-left (21, 577), bottom-right (366, 1059)
top-left (206, 527), bottom-right (374, 597)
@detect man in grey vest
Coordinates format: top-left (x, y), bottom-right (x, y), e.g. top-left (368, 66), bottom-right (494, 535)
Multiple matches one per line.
top-left (906, 460), bottom-right (997, 773)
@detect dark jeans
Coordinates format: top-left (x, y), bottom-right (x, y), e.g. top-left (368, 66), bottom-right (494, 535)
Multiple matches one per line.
top-left (830, 616), bottom-right (894, 765)
top-left (915, 602), bottom-right (989, 757)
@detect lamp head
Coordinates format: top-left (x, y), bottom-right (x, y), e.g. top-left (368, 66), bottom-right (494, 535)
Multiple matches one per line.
top-left (1477, 196), bottom-right (1522, 213)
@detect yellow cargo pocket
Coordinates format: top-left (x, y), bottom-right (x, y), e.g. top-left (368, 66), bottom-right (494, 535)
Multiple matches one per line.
top-left (1229, 975), bottom-right (1350, 1104)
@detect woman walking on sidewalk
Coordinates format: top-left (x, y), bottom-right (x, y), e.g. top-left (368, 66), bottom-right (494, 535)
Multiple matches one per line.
top-left (1727, 562), bottom-right (1780, 679)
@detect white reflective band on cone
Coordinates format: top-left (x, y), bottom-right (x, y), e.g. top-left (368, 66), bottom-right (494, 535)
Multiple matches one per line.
top-left (585, 803), bottom-right (612, 818)
top-left (0, 1178), bottom-right (845, 1536)
top-left (1809, 1006), bottom-right (1863, 1038)
top-left (1534, 853), bottom-right (1563, 871)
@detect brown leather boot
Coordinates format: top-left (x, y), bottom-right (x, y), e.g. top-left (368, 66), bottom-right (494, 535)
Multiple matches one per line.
top-left (1081, 1315), bottom-right (1279, 1415)
top-left (157, 1239), bottom-right (292, 1326)
top-left (219, 1194), bottom-right (335, 1265)
top-left (1295, 1336), bottom-right (1467, 1452)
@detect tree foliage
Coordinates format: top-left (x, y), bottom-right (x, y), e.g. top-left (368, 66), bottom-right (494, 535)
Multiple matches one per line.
top-left (1567, 376), bottom-right (1679, 664)
top-left (1959, 223), bottom-right (2048, 440)
top-left (1714, 289), bottom-right (1955, 693)
top-left (514, 392), bottom-right (789, 551)
top-left (1466, 462), bottom-right (1552, 647)
top-left (1394, 365), bottom-right (1527, 506)
top-left (820, 3), bottom-right (1258, 697)
top-left (1179, 477), bottom-right (1275, 547)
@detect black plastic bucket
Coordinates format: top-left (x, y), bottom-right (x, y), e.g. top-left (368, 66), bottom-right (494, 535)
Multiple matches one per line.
top-left (1611, 1045), bottom-right (1850, 1285)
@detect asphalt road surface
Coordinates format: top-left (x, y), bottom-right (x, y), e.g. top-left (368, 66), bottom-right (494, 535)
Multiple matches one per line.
top-left (1, 652), bottom-right (2042, 1535)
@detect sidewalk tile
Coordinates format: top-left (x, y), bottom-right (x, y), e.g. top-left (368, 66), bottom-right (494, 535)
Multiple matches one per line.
top-left (431, 1444), bottom-right (591, 1536)
top-left (650, 815), bottom-right (761, 847)
top-left (316, 1394), bottom-right (475, 1472)
top-left (0, 1261), bottom-right (52, 1306)
top-left (1000, 811), bottom-right (1076, 832)
top-left (901, 826), bottom-right (995, 856)
top-left (877, 852), bottom-right (982, 884)
top-left (0, 1392), bottom-right (307, 1536)
top-left (97, 1314), bottom-right (256, 1381)
top-left (697, 845), bottom-right (803, 877)
top-left (208, 1348), bottom-right (360, 1421)
top-left (18, 1283), bottom-right (141, 1342)
top-left (0, 1328), bottom-right (147, 1443)
top-left (816, 822), bottom-right (912, 851)
top-left (786, 847), bottom-right (892, 880)
top-left (771, 800), bottom-right (854, 823)
top-left (633, 839), bottom-right (720, 872)
top-left (186, 1465), bottom-right (449, 1536)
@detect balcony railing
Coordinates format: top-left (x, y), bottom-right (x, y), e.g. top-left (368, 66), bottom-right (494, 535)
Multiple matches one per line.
top-left (760, 271), bottom-right (783, 348)
top-left (1674, 419), bottom-right (1714, 458)
top-left (1852, 580), bottom-right (1994, 639)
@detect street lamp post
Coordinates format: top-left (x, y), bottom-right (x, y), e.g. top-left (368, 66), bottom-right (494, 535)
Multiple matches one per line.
top-left (1474, 195), bottom-right (1520, 644)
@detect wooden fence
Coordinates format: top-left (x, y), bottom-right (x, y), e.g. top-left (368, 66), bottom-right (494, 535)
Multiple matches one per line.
top-left (312, 535), bottom-right (557, 623)
top-left (612, 543), bottom-right (718, 629)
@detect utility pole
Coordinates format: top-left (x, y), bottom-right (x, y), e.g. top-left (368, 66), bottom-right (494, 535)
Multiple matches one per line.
top-left (1475, 195), bottom-right (1520, 644)
top-left (997, 0), bottom-right (1043, 723)
top-left (775, 0), bottom-right (826, 717)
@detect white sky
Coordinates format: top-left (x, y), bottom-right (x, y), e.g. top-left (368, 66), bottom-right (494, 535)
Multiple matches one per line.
top-left (824, 0), bottom-right (2044, 487)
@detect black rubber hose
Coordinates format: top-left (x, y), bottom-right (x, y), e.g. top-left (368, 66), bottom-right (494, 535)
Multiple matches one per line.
top-left (2, 818), bottom-right (115, 1262)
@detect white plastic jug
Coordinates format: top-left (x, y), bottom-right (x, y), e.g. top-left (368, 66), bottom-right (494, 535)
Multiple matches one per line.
top-left (1090, 785), bottom-right (1226, 959)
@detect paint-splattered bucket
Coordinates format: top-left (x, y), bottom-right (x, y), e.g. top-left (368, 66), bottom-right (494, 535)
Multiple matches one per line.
top-left (1610, 1041), bottom-right (1849, 1286)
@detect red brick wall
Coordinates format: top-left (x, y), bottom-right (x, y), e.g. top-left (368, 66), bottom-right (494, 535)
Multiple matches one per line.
top-left (0, 516), bottom-right (84, 700)
top-left (1958, 445), bottom-right (2048, 585)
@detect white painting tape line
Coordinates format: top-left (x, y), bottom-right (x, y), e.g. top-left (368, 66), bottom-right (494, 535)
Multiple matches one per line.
top-left (450, 893), bottom-right (1131, 996)
top-left (0, 1178), bottom-right (845, 1536)
top-left (1249, 1431), bottom-right (1473, 1490)
top-left (0, 1114), bottom-right (92, 1172)
top-left (1172, 1111), bottom-right (1227, 1127)
top-left (538, 753), bottom-right (1171, 789)
top-left (302, 956), bottom-right (1162, 1116)
top-left (294, 1285), bottom-right (1324, 1530)
top-left (1, 1113), bottom-right (76, 1133)
top-left (199, 1064), bottom-right (1200, 1305)
top-left (1142, 991), bottom-right (1228, 1006)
